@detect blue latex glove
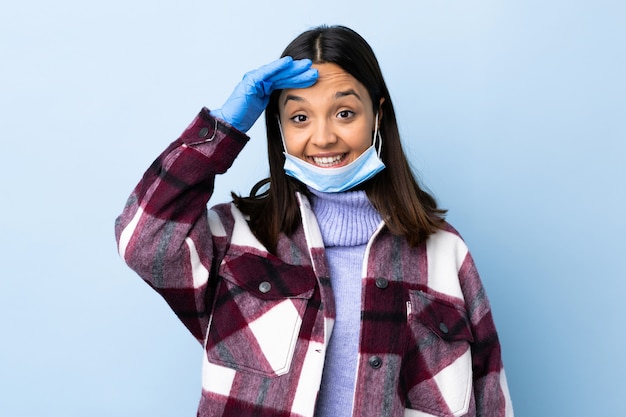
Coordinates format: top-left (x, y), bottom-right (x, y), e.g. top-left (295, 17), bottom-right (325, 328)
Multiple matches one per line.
top-left (211, 57), bottom-right (318, 133)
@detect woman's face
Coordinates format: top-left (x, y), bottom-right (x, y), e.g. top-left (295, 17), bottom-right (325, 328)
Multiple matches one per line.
top-left (278, 63), bottom-right (377, 168)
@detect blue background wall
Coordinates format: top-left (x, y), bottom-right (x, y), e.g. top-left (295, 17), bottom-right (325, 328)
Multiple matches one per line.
top-left (1, 1), bottom-right (624, 415)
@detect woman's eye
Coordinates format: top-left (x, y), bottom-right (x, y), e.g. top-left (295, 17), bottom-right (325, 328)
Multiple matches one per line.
top-left (291, 114), bottom-right (308, 123)
top-left (337, 110), bottom-right (354, 119)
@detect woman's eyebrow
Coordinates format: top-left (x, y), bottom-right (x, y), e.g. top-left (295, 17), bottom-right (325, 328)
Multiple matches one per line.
top-left (283, 94), bottom-right (305, 106)
top-left (335, 89), bottom-right (362, 101)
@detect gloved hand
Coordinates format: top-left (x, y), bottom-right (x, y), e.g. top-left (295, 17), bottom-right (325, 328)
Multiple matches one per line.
top-left (211, 57), bottom-right (318, 133)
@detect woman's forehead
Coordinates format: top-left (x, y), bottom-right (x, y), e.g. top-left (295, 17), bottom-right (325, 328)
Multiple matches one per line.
top-left (280, 63), bottom-right (370, 107)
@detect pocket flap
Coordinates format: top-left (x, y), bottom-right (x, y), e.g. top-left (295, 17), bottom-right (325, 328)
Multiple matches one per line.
top-left (409, 290), bottom-right (474, 343)
top-left (220, 253), bottom-right (317, 300)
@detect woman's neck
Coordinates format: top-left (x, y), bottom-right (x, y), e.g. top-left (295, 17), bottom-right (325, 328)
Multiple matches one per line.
top-left (308, 188), bottom-right (382, 247)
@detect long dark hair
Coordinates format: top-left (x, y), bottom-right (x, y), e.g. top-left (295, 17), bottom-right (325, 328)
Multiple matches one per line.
top-left (233, 25), bottom-right (446, 253)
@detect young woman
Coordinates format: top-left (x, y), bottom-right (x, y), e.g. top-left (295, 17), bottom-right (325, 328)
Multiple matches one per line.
top-left (115, 25), bottom-right (513, 417)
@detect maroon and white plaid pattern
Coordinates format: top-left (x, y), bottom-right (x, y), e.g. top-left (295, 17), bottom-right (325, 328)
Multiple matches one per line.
top-left (115, 108), bottom-right (513, 417)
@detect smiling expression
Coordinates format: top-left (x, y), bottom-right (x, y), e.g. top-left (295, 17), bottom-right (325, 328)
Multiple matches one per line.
top-left (278, 63), bottom-right (379, 168)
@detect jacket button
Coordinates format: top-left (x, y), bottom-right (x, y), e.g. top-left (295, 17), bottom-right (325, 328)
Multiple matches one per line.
top-left (199, 127), bottom-right (210, 138)
top-left (375, 277), bottom-right (389, 289)
top-left (439, 322), bottom-right (449, 334)
top-left (258, 281), bottom-right (272, 293)
top-left (368, 356), bottom-right (383, 369)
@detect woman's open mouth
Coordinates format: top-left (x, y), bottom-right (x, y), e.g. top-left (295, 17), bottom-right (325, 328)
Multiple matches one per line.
top-left (309, 153), bottom-right (347, 168)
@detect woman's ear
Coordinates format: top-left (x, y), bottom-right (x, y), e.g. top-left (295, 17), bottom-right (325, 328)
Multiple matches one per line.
top-left (377, 97), bottom-right (385, 123)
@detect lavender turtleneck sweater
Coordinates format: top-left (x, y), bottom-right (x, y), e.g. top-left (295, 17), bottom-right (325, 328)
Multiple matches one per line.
top-left (308, 188), bottom-right (383, 417)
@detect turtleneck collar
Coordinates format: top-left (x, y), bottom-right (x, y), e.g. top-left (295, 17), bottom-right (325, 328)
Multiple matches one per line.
top-left (308, 187), bottom-right (383, 247)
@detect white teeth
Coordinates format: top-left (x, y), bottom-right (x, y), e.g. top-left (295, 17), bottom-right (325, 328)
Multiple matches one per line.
top-left (312, 154), bottom-right (343, 167)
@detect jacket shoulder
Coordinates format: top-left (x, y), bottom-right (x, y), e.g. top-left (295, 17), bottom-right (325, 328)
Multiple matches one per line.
top-left (421, 222), bottom-right (472, 300)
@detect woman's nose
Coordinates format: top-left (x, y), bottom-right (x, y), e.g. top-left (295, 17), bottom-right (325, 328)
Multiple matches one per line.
top-left (310, 121), bottom-right (337, 147)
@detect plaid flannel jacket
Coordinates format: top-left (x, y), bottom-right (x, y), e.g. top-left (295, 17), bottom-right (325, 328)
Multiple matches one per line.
top-left (115, 108), bottom-right (513, 417)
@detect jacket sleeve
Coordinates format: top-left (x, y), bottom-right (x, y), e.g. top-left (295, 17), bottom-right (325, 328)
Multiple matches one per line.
top-left (114, 108), bottom-right (249, 344)
top-left (459, 250), bottom-right (514, 416)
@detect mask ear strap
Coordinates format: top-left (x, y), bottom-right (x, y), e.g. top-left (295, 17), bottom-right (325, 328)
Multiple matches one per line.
top-left (373, 112), bottom-right (383, 158)
top-left (276, 116), bottom-right (288, 152)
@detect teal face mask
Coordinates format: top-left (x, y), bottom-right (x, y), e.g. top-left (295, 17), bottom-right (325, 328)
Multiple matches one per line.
top-left (277, 115), bottom-right (386, 193)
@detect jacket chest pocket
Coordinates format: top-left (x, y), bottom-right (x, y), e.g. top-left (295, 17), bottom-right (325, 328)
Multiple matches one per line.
top-left (403, 290), bottom-right (474, 417)
top-left (205, 252), bottom-right (317, 377)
